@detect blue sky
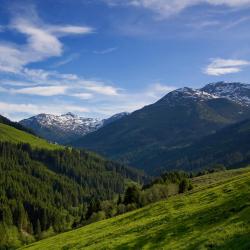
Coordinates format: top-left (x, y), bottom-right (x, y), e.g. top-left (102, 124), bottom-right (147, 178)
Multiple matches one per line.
top-left (1, 0), bottom-right (250, 120)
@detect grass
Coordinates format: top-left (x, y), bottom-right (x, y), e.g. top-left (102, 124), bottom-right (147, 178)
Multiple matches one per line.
top-left (0, 123), bottom-right (62, 150)
top-left (20, 167), bottom-right (250, 250)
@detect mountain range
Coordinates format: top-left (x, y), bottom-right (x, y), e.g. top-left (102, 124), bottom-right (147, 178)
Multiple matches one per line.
top-left (20, 112), bottom-right (129, 144)
top-left (70, 82), bottom-right (250, 174)
top-left (1, 82), bottom-right (250, 248)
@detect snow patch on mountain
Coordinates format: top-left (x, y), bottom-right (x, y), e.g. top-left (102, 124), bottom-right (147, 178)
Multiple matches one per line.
top-left (201, 82), bottom-right (250, 106)
top-left (21, 113), bottom-right (103, 136)
top-left (20, 112), bottom-right (130, 140)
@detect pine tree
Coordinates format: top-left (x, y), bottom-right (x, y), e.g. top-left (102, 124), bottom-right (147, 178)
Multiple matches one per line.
top-left (36, 219), bottom-right (42, 240)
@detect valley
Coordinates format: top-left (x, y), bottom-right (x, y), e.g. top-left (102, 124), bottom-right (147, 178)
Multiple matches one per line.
top-left (20, 167), bottom-right (250, 250)
top-left (1, 1), bottom-right (250, 248)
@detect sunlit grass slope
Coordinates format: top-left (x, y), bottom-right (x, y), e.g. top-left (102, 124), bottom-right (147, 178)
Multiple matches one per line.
top-left (0, 123), bottom-right (61, 150)
top-left (21, 167), bottom-right (250, 250)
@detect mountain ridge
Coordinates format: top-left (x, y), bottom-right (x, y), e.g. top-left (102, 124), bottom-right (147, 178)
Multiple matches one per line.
top-left (71, 82), bottom-right (250, 174)
top-left (20, 112), bottom-right (129, 144)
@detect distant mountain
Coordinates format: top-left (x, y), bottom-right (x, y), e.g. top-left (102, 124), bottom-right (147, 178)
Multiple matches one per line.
top-left (144, 118), bottom-right (250, 174)
top-left (20, 112), bottom-right (129, 144)
top-left (71, 82), bottom-right (250, 173)
top-left (20, 113), bottom-right (102, 144)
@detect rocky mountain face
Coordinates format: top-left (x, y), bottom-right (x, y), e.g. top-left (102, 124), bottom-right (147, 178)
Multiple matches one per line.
top-left (201, 82), bottom-right (250, 106)
top-left (20, 112), bottom-right (128, 144)
top-left (71, 82), bottom-right (250, 174)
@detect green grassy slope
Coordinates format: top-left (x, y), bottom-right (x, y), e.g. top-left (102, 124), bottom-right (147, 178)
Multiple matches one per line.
top-left (0, 123), bottom-right (61, 150)
top-left (21, 168), bottom-right (250, 250)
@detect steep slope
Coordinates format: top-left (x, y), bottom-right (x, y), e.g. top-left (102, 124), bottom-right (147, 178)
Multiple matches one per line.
top-left (72, 83), bottom-right (250, 173)
top-left (0, 142), bottom-right (146, 249)
top-left (151, 119), bottom-right (250, 174)
top-left (0, 114), bottom-right (35, 135)
top-left (20, 112), bottom-right (129, 144)
top-left (0, 122), bottom-right (61, 150)
top-left (102, 112), bottom-right (129, 126)
top-left (21, 167), bottom-right (250, 250)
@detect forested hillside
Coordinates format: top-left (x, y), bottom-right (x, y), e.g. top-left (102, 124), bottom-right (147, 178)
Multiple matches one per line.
top-left (0, 118), bottom-right (147, 249)
top-left (21, 167), bottom-right (250, 250)
top-left (149, 119), bottom-right (250, 174)
top-left (0, 141), bottom-right (146, 248)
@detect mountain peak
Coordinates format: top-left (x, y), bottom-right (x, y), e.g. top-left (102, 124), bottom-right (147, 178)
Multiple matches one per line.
top-left (201, 81), bottom-right (250, 106)
top-left (62, 112), bottom-right (78, 118)
top-left (20, 112), bottom-right (129, 144)
top-left (158, 86), bottom-right (218, 104)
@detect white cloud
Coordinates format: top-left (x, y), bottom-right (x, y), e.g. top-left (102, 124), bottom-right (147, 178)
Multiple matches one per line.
top-left (0, 78), bottom-right (178, 119)
top-left (82, 81), bottom-right (120, 96)
top-left (0, 63), bottom-right (121, 99)
top-left (0, 9), bottom-right (93, 74)
top-left (13, 86), bottom-right (69, 96)
top-left (71, 93), bottom-right (94, 100)
top-left (204, 58), bottom-right (250, 76)
top-left (0, 101), bottom-right (89, 119)
top-left (106, 0), bottom-right (250, 17)
top-left (146, 83), bottom-right (176, 97)
top-left (49, 25), bottom-right (94, 36)
top-left (0, 44), bottom-right (24, 73)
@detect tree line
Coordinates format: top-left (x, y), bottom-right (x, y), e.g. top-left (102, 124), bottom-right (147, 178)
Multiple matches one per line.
top-left (0, 142), bottom-right (146, 249)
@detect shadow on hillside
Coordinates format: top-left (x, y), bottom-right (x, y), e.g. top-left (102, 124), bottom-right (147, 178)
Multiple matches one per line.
top-left (113, 189), bottom-right (250, 250)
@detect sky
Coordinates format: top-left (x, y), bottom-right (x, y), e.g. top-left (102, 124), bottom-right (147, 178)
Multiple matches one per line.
top-left (1, 0), bottom-right (250, 120)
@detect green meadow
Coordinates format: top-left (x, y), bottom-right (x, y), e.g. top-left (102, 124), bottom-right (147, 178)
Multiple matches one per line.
top-left (0, 123), bottom-right (61, 150)
top-left (20, 167), bottom-right (250, 250)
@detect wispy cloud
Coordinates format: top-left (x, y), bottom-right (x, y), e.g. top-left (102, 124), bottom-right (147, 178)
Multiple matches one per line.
top-left (0, 101), bottom-right (89, 121)
top-left (0, 76), bottom-right (177, 119)
top-left (105, 0), bottom-right (250, 18)
top-left (0, 6), bottom-right (93, 74)
top-left (51, 53), bottom-right (79, 68)
top-left (0, 3), bottom-right (179, 120)
top-left (204, 58), bottom-right (250, 76)
top-left (93, 47), bottom-right (118, 54)
top-left (223, 16), bottom-right (250, 30)
top-left (71, 93), bottom-right (94, 100)
top-left (82, 81), bottom-right (120, 96)
top-left (13, 85), bottom-right (69, 96)
top-left (145, 83), bottom-right (176, 98)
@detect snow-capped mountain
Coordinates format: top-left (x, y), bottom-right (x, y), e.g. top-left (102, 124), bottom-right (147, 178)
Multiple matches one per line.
top-left (157, 82), bottom-right (250, 106)
top-left (72, 81), bottom-right (250, 173)
top-left (158, 87), bottom-right (218, 105)
top-left (20, 112), bottom-right (129, 144)
top-left (21, 112), bottom-right (103, 135)
top-left (201, 81), bottom-right (250, 106)
top-left (20, 81), bottom-right (250, 146)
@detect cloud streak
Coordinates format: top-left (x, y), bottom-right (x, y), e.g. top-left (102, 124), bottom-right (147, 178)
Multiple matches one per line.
top-left (105, 0), bottom-right (250, 17)
top-left (93, 47), bottom-right (118, 54)
top-left (204, 58), bottom-right (250, 76)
